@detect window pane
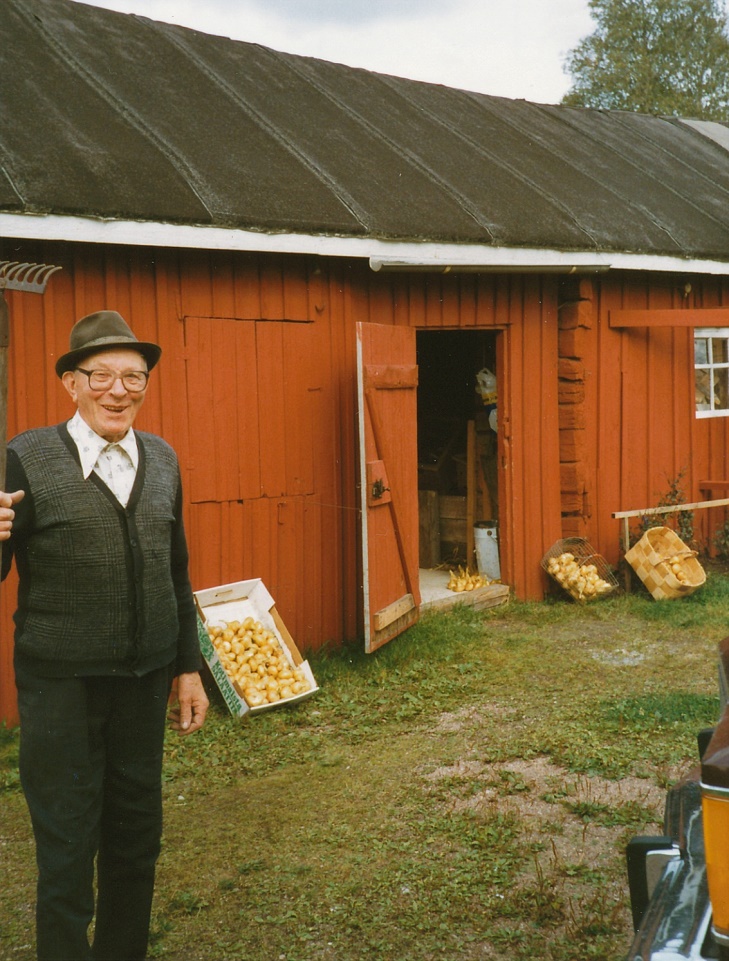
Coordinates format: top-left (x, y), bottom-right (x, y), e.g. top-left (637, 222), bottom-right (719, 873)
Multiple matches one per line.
top-left (696, 368), bottom-right (712, 409)
top-left (716, 369), bottom-right (729, 410)
top-left (694, 330), bottom-right (729, 417)
top-left (713, 338), bottom-right (729, 365)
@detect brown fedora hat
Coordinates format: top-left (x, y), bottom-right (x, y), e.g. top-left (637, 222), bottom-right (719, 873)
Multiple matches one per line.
top-left (55, 311), bottom-right (162, 377)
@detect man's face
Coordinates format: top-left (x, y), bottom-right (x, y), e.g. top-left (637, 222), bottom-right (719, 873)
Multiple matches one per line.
top-left (61, 348), bottom-right (149, 443)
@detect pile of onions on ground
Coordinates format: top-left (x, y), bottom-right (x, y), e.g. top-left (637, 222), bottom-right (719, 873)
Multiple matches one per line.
top-left (447, 566), bottom-right (495, 592)
top-left (207, 617), bottom-right (311, 707)
top-left (546, 552), bottom-right (615, 600)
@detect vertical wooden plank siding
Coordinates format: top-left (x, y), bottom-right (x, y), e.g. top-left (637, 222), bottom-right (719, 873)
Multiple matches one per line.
top-left (0, 246), bottom-right (567, 725)
top-left (685, 279), bottom-right (729, 549)
top-left (586, 274), bottom-right (729, 565)
top-left (497, 275), bottom-right (562, 597)
top-left (2, 238), bottom-right (729, 729)
top-left (360, 267), bottom-right (563, 598)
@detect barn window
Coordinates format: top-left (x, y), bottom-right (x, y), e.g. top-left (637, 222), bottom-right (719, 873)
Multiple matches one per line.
top-left (695, 328), bottom-right (729, 417)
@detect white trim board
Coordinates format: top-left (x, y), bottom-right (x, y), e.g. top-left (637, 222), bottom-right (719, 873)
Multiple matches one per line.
top-left (3, 212), bottom-right (729, 276)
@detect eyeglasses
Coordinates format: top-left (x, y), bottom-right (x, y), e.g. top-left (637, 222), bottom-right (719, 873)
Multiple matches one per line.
top-left (75, 367), bottom-right (149, 393)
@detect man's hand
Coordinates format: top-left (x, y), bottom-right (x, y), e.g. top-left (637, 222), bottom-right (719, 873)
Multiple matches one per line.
top-left (0, 490), bottom-right (24, 541)
top-left (168, 671), bottom-right (209, 736)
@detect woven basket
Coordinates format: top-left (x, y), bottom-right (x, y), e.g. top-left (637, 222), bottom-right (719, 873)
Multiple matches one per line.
top-left (624, 526), bottom-right (705, 600)
top-left (541, 538), bottom-right (619, 603)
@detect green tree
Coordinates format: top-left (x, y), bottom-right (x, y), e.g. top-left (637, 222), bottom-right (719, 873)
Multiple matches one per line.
top-left (562, 0), bottom-right (729, 119)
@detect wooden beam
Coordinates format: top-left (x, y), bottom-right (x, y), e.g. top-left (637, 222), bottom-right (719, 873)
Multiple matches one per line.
top-left (613, 498), bottom-right (729, 519)
top-left (373, 593), bottom-right (416, 632)
top-left (466, 420), bottom-right (475, 568)
top-left (609, 307), bottom-right (729, 328)
top-left (363, 364), bottom-right (419, 389)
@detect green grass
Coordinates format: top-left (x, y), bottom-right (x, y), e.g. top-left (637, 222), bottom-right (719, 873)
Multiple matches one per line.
top-left (0, 724), bottom-right (20, 793)
top-left (1, 574), bottom-right (728, 960)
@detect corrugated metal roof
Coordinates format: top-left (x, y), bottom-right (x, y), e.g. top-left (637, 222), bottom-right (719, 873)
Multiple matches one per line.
top-left (4, 0), bottom-right (729, 261)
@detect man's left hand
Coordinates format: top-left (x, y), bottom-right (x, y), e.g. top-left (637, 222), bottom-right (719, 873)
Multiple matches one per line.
top-left (169, 672), bottom-right (209, 735)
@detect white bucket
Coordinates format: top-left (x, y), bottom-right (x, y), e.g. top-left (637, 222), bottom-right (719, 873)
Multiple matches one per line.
top-left (474, 521), bottom-right (500, 579)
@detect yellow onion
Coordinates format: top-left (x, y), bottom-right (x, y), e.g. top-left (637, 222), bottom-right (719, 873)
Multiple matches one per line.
top-left (207, 617), bottom-right (311, 706)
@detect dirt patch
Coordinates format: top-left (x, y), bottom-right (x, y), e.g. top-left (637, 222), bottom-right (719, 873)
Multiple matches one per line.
top-left (426, 710), bottom-right (666, 884)
top-left (434, 704), bottom-right (519, 732)
top-left (427, 753), bottom-right (664, 818)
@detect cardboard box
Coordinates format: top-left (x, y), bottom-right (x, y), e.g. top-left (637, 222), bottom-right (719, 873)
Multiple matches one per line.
top-left (195, 579), bottom-right (318, 717)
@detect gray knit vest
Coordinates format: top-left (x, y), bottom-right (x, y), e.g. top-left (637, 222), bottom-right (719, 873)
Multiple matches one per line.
top-left (10, 425), bottom-right (182, 673)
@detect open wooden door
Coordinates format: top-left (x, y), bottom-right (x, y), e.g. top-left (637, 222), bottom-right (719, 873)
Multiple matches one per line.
top-left (357, 323), bottom-right (420, 652)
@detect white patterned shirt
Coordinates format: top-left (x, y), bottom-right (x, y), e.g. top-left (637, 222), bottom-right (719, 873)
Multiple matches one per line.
top-left (67, 410), bottom-right (139, 507)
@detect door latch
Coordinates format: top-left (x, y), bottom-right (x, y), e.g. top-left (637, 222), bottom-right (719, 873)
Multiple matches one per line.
top-left (371, 478), bottom-right (390, 500)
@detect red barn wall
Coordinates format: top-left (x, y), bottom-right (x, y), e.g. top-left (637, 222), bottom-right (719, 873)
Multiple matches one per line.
top-left (557, 273), bottom-right (729, 565)
top-left (0, 239), bottom-right (575, 723)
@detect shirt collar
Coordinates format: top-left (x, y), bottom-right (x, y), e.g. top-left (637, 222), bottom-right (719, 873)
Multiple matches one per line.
top-left (67, 410), bottom-right (139, 479)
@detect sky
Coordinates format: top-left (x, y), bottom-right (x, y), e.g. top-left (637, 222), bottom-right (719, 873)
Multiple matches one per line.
top-left (70, 0), bottom-right (595, 105)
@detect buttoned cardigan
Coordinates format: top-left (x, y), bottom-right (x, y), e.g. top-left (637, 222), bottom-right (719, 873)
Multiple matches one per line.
top-left (2, 422), bottom-right (201, 678)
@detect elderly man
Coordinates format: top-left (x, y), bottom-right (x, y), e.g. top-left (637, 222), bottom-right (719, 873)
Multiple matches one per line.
top-left (0, 311), bottom-right (208, 961)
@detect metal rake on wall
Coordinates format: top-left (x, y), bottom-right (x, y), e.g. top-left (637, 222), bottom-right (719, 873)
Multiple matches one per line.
top-left (0, 260), bottom-right (63, 293)
top-left (0, 258), bottom-right (63, 483)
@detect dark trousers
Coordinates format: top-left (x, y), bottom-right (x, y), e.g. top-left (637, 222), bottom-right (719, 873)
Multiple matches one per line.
top-left (15, 663), bottom-right (173, 961)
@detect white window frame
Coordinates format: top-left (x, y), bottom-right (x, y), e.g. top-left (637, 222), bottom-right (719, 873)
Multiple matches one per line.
top-left (695, 327), bottom-right (729, 418)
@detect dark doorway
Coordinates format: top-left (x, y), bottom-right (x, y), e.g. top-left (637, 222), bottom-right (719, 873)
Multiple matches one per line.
top-left (416, 330), bottom-right (499, 571)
